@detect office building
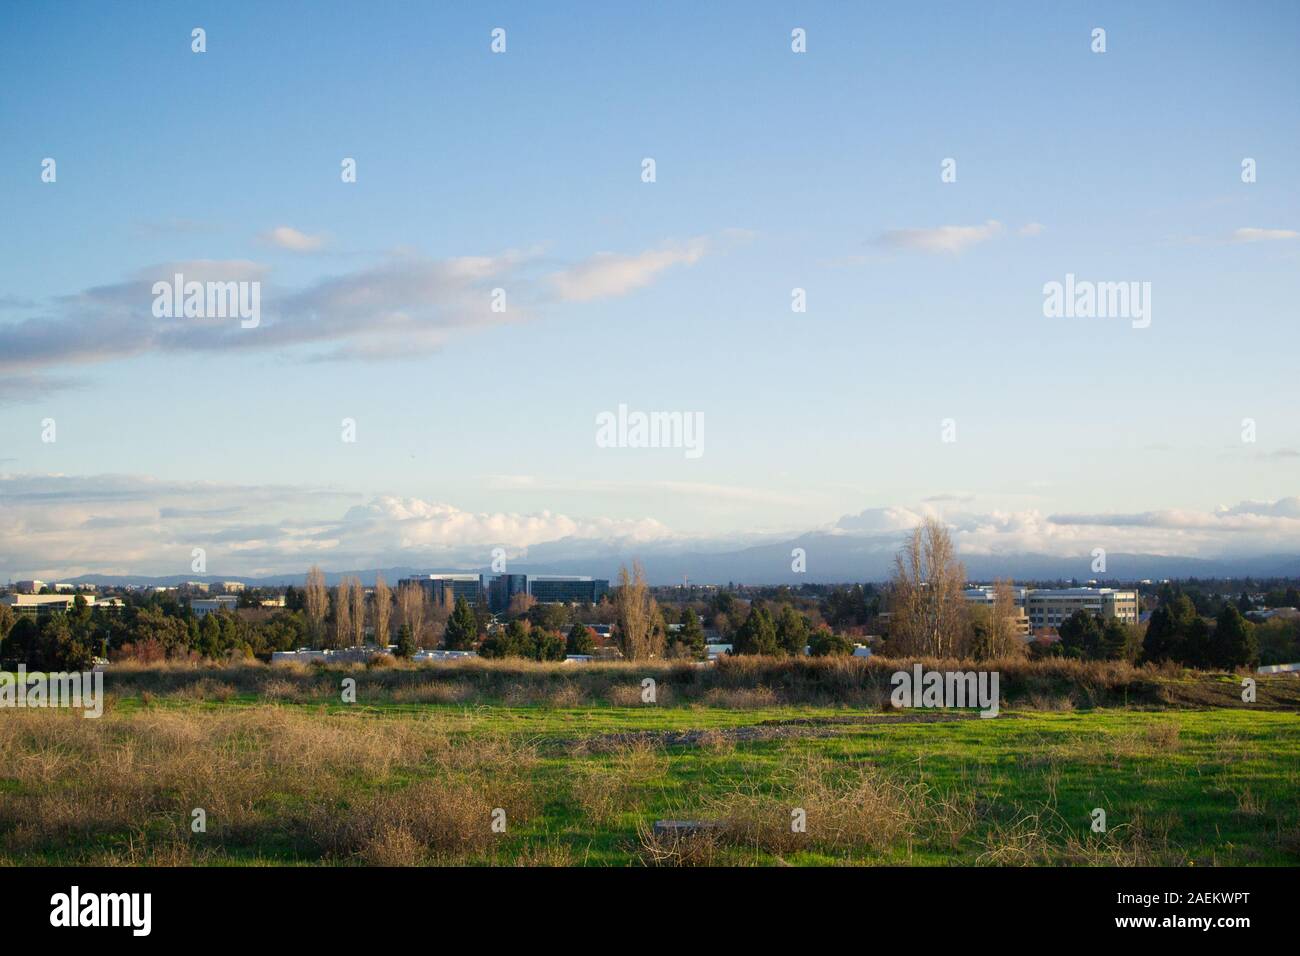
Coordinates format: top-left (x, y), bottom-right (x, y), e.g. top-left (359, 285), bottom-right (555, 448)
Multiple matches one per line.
top-left (963, 586), bottom-right (1138, 632)
top-left (488, 574), bottom-right (528, 612)
top-left (1, 593), bottom-right (123, 618)
top-left (397, 573), bottom-right (611, 611)
top-left (961, 586), bottom-right (1031, 636)
top-left (399, 574), bottom-right (486, 609)
top-left (1023, 588), bottom-right (1140, 629)
top-left (192, 596), bottom-right (240, 618)
top-left (525, 575), bottom-right (609, 605)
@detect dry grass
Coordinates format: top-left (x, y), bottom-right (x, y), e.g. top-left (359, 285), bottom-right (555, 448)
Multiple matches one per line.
top-left (637, 755), bottom-right (977, 865)
top-left (637, 819), bottom-right (726, 866)
top-left (506, 838), bottom-right (578, 867)
top-left (701, 686), bottom-right (778, 709)
top-left (310, 775), bottom-right (531, 864)
top-left (0, 706), bottom-right (538, 865)
top-left (571, 740), bottom-right (669, 825)
top-left (712, 755), bottom-right (930, 857)
top-left (605, 683), bottom-right (675, 707)
top-left (974, 806), bottom-right (1187, 866)
top-left (94, 656), bottom-right (1300, 712)
top-left (390, 680), bottom-right (474, 704)
top-left (693, 728), bottom-right (735, 754)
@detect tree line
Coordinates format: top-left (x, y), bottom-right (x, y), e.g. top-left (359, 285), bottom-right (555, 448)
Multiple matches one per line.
top-left (4, 540), bottom-right (1288, 669)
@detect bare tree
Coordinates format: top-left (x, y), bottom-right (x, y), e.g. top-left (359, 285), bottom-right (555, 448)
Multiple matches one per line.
top-left (990, 579), bottom-right (1026, 658)
top-left (887, 517), bottom-right (967, 658)
top-left (614, 561), bottom-right (662, 660)
top-left (348, 577), bottom-right (366, 647)
top-left (304, 565), bottom-right (328, 648)
top-left (331, 583), bottom-right (352, 650)
top-left (372, 574), bottom-right (392, 648)
top-left (397, 582), bottom-right (428, 649)
top-left (507, 592), bottom-right (536, 618)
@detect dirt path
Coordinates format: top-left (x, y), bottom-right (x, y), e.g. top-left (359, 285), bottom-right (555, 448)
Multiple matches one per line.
top-left (552, 710), bottom-right (1004, 753)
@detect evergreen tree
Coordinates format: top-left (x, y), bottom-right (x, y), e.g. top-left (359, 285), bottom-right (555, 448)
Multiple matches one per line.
top-left (1101, 617), bottom-right (1132, 661)
top-left (732, 606), bottom-right (779, 655)
top-left (808, 628), bottom-right (854, 657)
top-left (774, 604), bottom-right (810, 656)
top-left (443, 596), bottom-right (479, 650)
top-left (487, 619), bottom-right (533, 658)
top-left (670, 607), bottom-right (706, 658)
top-left (395, 623), bottom-right (416, 658)
top-left (533, 630), bottom-right (566, 661)
top-left (1211, 604), bottom-right (1257, 669)
top-left (1142, 595), bottom-right (1197, 663)
top-left (566, 623), bottom-right (595, 655)
top-left (198, 614), bottom-right (222, 658)
top-left (1181, 616), bottom-right (1213, 668)
top-left (1058, 611), bottom-right (1104, 660)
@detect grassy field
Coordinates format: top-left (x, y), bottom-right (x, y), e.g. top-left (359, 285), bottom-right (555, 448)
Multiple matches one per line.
top-left (1, 660), bottom-right (1297, 866)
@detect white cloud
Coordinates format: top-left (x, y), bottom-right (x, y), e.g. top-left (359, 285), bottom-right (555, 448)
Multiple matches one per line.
top-left (1018, 222), bottom-right (1045, 237)
top-left (830, 497), bottom-right (1300, 559)
top-left (550, 237), bottom-right (708, 301)
top-left (10, 472), bottom-right (1300, 580)
top-left (834, 506), bottom-right (930, 534)
top-left (338, 496), bottom-right (673, 554)
top-left (261, 226), bottom-right (327, 251)
top-left (0, 474), bottom-right (358, 579)
top-left (0, 237), bottom-right (720, 396)
top-left (1229, 227), bottom-right (1298, 243)
top-left (0, 474), bottom-right (678, 579)
top-left (878, 220), bottom-right (1004, 254)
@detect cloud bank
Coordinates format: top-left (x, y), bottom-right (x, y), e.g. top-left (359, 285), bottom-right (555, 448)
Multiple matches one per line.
top-left (6, 473), bottom-right (1300, 579)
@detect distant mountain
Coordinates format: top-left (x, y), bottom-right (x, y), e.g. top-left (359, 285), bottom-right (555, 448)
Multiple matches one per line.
top-left (523, 534), bottom-right (1300, 584)
top-left (54, 541), bottom-right (1300, 589)
top-left (56, 567), bottom-right (431, 589)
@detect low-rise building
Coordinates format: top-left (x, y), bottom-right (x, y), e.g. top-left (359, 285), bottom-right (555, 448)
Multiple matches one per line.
top-left (963, 585), bottom-right (1138, 632)
top-left (1, 593), bottom-right (122, 618)
top-left (411, 649), bottom-right (478, 662)
top-left (192, 596), bottom-right (240, 618)
top-left (962, 586), bottom-right (1032, 635)
top-left (1254, 607), bottom-right (1299, 621)
top-left (1024, 588), bottom-right (1140, 629)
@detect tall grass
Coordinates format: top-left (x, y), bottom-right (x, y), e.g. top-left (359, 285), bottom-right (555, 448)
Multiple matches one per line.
top-left (94, 655), bottom-right (1300, 711)
top-left (0, 706), bottom-right (537, 865)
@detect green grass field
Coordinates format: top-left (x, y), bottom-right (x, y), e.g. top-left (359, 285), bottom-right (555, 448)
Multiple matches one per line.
top-left (3, 662), bottom-right (1297, 866)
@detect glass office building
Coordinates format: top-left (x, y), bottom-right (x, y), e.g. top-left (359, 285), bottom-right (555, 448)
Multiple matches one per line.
top-left (525, 575), bottom-right (609, 605)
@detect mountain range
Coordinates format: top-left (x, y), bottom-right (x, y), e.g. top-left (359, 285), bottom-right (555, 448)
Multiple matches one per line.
top-left (46, 529), bottom-right (1300, 588)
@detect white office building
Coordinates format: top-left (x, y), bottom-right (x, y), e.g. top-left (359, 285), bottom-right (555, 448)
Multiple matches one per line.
top-left (1024, 588), bottom-right (1140, 629)
top-left (192, 595), bottom-right (240, 618)
top-left (963, 586), bottom-right (1139, 631)
top-left (962, 586), bottom-right (1031, 635)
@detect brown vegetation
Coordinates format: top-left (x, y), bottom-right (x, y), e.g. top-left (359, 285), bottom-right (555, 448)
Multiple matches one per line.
top-left (90, 655), bottom-right (1300, 711)
top-left (0, 705), bottom-right (537, 865)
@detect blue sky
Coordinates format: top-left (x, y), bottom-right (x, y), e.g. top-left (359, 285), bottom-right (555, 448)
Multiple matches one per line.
top-left (1, 1), bottom-right (1298, 579)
